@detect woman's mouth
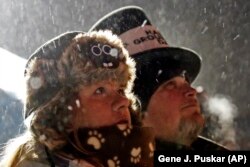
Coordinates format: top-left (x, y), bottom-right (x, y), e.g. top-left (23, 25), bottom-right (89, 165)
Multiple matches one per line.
top-left (116, 119), bottom-right (129, 125)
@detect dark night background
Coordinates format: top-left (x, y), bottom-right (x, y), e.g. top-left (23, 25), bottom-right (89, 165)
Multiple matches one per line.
top-left (0, 0), bottom-right (249, 150)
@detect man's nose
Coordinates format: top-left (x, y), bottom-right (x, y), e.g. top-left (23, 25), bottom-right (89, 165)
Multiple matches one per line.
top-left (112, 93), bottom-right (130, 112)
top-left (184, 86), bottom-right (197, 98)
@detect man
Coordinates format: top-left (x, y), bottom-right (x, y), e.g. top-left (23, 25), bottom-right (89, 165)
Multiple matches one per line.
top-left (90, 6), bottom-right (228, 150)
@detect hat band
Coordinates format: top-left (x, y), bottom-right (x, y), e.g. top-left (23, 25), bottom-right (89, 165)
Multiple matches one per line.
top-left (119, 25), bottom-right (168, 56)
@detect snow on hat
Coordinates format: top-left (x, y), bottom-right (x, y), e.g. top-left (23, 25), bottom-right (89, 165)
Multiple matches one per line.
top-left (90, 6), bottom-right (202, 111)
top-left (23, 30), bottom-right (135, 149)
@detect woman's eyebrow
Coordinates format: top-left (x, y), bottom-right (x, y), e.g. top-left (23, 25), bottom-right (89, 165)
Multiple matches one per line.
top-left (119, 83), bottom-right (127, 87)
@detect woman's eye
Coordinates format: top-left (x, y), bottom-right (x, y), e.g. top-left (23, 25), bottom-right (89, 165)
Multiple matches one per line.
top-left (117, 89), bottom-right (125, 96)
top-left (94, 87), bottom-right (105, 95)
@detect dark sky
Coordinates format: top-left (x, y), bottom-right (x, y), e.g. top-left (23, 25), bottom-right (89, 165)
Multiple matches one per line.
top-left (0, 0), bottom-right (249, 149)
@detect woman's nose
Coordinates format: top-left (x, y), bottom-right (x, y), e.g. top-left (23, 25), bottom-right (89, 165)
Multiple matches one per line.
top-left (112, 93), bottom-right (130, 112)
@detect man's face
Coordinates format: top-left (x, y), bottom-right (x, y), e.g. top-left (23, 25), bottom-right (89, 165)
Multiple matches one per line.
top-left (143, 76), bottom-right (204, 146)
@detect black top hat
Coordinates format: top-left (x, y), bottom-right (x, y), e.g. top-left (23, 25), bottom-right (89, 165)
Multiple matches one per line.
top-left (90, 6), bottom-right (202, 111)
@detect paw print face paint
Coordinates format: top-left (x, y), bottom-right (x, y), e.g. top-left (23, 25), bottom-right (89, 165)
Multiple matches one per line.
top-left (130, 147), bottom-right (142, 164)
top-left (87, 130), bottom-right (105, 150)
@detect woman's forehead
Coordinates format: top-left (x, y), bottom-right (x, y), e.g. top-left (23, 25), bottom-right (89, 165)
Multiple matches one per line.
top-left (88, 79), bottom-right (126, 88)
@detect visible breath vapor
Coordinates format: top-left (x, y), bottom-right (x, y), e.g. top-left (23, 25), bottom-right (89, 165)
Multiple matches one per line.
top-left (0, 48), bottom-right (27, 101)
top-left (207, 95), bottom-right (237, 125)
top-left (204, 94), bottom-right (238, 149)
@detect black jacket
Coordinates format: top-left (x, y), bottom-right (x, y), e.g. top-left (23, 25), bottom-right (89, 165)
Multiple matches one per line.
top-left (156, 136), bottom-right (229, 151)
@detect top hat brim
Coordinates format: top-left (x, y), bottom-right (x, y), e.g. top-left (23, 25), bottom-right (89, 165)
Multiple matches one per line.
top-left (133, 46), bottom-right (201, 84)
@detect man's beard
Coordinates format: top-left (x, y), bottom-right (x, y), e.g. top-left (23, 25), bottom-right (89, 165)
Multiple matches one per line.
top-left (176, 118), bottom-right (203, 146)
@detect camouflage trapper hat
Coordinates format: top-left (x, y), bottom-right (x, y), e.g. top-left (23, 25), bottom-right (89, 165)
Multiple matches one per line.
top-left (24, 30), bottom-right (136, 149)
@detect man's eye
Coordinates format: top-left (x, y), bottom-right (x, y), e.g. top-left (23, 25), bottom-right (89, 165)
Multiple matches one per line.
top-left (94, 87), bottom-right (105, 94)
top-left (166, 83), bottom-right (175, 89)
top-left (164, 81), bottom-right (176, 90)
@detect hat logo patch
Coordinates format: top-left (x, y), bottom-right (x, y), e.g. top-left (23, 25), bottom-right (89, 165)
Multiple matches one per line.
top-left (91, 44), bottom-right (118, 58)
top-left (88, 43), bottom-right (121, 68)
top-left (133, 29), bottom-right (167, 45)
top-left (119, 25), bottom-right (168, 55)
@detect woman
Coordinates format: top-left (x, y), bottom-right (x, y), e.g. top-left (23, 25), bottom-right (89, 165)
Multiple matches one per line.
top-left (0, 31), bottom-right (155, 167)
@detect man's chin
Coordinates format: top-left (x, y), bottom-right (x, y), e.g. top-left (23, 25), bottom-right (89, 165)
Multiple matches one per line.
top-left (193, 113), bottom-right (205, 128)
top-left (177, 119), bottom-right (203, 146)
